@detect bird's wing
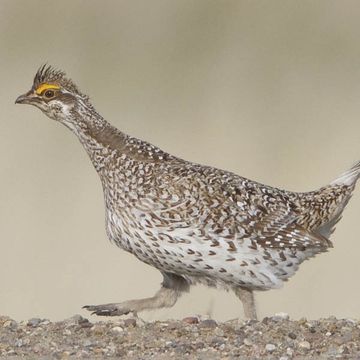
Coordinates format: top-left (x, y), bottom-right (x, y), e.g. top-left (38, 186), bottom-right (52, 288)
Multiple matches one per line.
top-left (252, 206), bottom-right (332, 251)
top-left (147, 163), bottom-right (332, 251)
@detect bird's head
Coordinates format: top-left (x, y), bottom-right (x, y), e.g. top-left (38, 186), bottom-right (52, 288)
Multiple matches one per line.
top-left (16, 65), bottom-right (92, 127)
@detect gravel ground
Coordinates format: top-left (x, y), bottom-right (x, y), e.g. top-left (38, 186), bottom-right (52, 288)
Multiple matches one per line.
top-left (0, 314), bottom-right (359, 359)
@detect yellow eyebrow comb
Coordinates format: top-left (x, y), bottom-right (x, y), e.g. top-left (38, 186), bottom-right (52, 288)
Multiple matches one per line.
top-left (35, 83), bottom-right (60, 95)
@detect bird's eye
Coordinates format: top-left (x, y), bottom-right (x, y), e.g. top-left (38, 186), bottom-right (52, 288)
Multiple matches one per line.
top-left (43, 89), bottom-right (55, 99)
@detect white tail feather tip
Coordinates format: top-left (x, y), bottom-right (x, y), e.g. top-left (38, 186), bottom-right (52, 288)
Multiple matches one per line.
top-left (331, 161), bottom-right (360, 186)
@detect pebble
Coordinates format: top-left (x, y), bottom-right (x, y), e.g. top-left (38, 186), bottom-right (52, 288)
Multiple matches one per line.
top-left (273, 312), bottom-right (290, 321)
top-left (339, 345), bottom-right (350, 354)
top-left (167, 321), bottom-right (180, 330)
top-left (182, 316), bottom-right (199, 324)
top-left (244, 338), bottom-right (253, 346)
top-left (299, 340), bottom-right (311, 350)
top-left (76, 350), bottom-right (90, 357)
top-left (64, 314), bottom-right (89, 327)
top-left (199, 319), bottom-right (217, 329)
top-left (111, 326), bottom-right (124, 333)
top-left (265, 343), bottom-right (276, 352)
top-left (3, 320), bottom-right (17, 329)
top-left (15, 339), bottom-right (23, 347)
top-left (91, 324), bottom-right (105, 335)
top-left (340, 331), bottom-right (353, 343)
top-left (214, 328), bottom-right (224, 337)
top-left (32, 343), bottom-right (43, 353)
top-left (135, 318), bottom-right (146, 327)
top-left (27, 318), bottom-right (42, 327)
top-left (83, 339), bottom-right (92, 347)
top-left (124, 318), bottom-right (137, 327)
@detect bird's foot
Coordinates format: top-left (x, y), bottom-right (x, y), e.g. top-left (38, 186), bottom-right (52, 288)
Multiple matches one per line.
top-left (83, 303), bottom-right (137, 317)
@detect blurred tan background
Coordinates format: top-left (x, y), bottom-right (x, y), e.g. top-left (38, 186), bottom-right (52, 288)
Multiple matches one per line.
top-left (1, 0), bottom-right (360, 322)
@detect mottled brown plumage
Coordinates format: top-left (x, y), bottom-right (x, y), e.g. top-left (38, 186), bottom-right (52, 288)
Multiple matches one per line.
top-left (16, 66), bottom-right (360, 319)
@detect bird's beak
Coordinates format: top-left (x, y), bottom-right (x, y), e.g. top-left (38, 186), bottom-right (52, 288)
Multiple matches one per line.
top-left (15, 90), bottom-right (36, 105)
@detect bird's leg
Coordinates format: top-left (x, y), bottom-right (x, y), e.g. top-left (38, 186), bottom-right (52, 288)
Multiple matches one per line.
top-left (234, 287), bottom-right (257, 320)
top-left (83, 272), bottom-right (190, 317)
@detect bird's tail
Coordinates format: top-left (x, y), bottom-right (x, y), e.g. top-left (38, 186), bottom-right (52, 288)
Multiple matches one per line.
top-left (331, 160), bottom-right (360, 187)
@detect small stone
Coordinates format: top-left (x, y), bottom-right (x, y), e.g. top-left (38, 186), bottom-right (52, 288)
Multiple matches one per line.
top-left (3, 320), bottom-right (17, 329)
top-left (111, 326), bottom-right (124, 333)
top-left (299, 341), bottom-right (311, 350)
top-left (182, 316), bottom-right (199, 324)
top-left (326, 331), bottom-right (332, 336)
top-left (286, 347), bottom-right (294, 356)
top-left (265, 344), bottom-right (276, 352)
top-left (33, 343), bottom-right (43, 353)
top-left (63, 329), bottom-right (72, 336)
top-left (326, 345), bottom-right (338, 356)
top-left (76, 350), bottom-right (90, 357)
top-left (91, 324), bottom-right (105, 335)
top-left (83, 339), bottom-right (92, 347)
top-left (107, 343), bottom-right (116, 355)
top-left (273, 312), bottom-right (289, 320)
top-left (341, 331), bottom-right (353, 343)
top-left (136, 318), bottom-right (146, 327)
top-left (64, 314), bottom-right (89, 327)
top-left (219, 343), bottom-right (226, 351)
top-left (211, 336), bottom-right (224, 346)
top-left (345, 318), bottom-right (356, 325)
top-left (244, 338), bottom-right (253, 346)
top-left (288, 332), bottom-right (297, 339)
top-left (199, 319), bottom-right (217, 329)
top-left (167, 321), bottom-right (180, 330)
top-left (15, 339), bottom-right (23, 347)
top-left (214, 328), bottom-right (224, 337)
top-left (27, 318), bottom-right (41, 327)
top-left (339, 345), bottom-right (350, 354)
top-left (124, 318), bottom-right (137, 327)
top-left (0, 316), bottom-right (14, 324)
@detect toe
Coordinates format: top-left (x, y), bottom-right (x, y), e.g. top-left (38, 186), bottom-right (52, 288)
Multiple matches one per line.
top-left (82, 304), bottom-right (131, 316)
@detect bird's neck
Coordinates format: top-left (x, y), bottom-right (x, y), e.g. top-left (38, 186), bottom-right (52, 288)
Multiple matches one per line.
top-left (66, 103), bottom-right (128, 172)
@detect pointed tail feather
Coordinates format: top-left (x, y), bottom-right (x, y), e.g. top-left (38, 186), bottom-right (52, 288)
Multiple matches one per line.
top-left (331, 160), bottom-right (360, 186)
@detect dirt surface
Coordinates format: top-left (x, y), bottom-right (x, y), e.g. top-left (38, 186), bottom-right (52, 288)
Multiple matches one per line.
top-left (0, 313), bottom-right (359, 359)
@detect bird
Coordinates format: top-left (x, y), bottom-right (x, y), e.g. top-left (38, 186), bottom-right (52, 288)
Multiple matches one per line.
top-left (15, 65), bottom-right (360, 320)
